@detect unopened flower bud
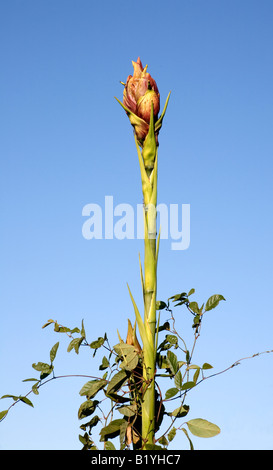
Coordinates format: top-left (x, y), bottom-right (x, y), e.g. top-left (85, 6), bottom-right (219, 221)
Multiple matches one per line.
top-left (137, 89), bottom-right (160, 123)
top-left (122, 58), bottom-right (160, 145)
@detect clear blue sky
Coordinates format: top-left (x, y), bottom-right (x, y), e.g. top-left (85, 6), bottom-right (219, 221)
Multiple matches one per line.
top-left (1, 0), bottom-right (273, 450)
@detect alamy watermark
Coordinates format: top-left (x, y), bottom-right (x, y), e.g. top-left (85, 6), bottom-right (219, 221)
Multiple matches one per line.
top-left (82, 196), bottom-right (190, 251)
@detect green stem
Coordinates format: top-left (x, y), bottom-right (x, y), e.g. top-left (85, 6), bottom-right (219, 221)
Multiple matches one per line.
top-left (141, 159), bottom-right (158, 449)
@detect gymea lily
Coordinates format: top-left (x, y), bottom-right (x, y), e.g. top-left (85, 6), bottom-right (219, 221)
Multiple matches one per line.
top-left (116, 58), bottom-right (170, 449)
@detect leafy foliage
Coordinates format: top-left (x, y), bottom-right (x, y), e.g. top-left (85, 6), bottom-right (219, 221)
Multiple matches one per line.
top-left (1, 291), bottom-right (272, 449)
top-left (0, 290), bottom-right (232, 450)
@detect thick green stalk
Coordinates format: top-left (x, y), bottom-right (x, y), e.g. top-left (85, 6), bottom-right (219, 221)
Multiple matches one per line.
top-left (127, 94), bottom-right (170, 449)
top-left (141, 150), bottom-right (158, 448)
top-left (142, 206), bottom-right (157, 447)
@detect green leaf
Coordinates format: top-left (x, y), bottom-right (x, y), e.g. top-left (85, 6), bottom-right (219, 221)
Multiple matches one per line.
top-left (166, 335), bottom-right (178, 347)
top-left (156, 354), bottom-right (169, 369)
top-left (205, 294), bottom-right (226, 312)
top-left (114, 343), bottom-right (135, 356)
top-left (42, 319), bottom-right (55, 329)
top-left (22, 378), bottom-right (39, 382)
top-left (165, 387), bottom-right (179, 399)
top-left (79, 379), bottom-right (107, 399)
top-left (181, 381), bottom-right (195, 391)
top-left (32, 362), bottom-right (53, 375)
top-left (99, 419), bottom-right (126, 441)
top-left (70, 327), bottom-right (81, 334)
top-left (193, 368), bottom-right (200, 384)
top-left (32, 383), bottom-right (39, 395)
top-left (171, 404), bottom-right (190, 418)
top-left (158, 435), bottom-right (168, 447)
top-left (188, 288), bottom-right (195, 297)
top-left (192, 314), bottom-right (201, 327)
top-left (181, 427), bottom-right (194, 450)
top-left (19, 396), bottom-right (34, 407)
top-left (1, 394), bottom-right (19, 401)
top-left (104, 441), bottom-right (116, 450)
top-left (202, 362), bottom-right (213, 370)
top-left (106, 370), bottom-right (128, 395)
top-left (103, 392), bottom-right (130, 404)
top-left (189, 301), bottom-right (200, 314)
top-left (187, 364), bottom-right (200, 370)
top-left (120, 351), bottom-right (139, 371)
top-left (78, 400), bottom-right (99, 420)
top-left (169, 292), bottom-right (187, 302)
top-left (78, 432), bottom-right (97, 449)
top-left (80, 415), bottom-right (100, 431)
top-left (168, 427), bottom-right (176, 442)
top-left (174, 370), bottom-right (183, 390)
top-left (156, 301), bottom-right (167, 310)
top-left (119, 419), bottom-right (128, 448)
top-left (81, 320), bottom-right (86, 338)
top-left (117, 404), bottom-right (137, 418)
top-left (127, 284), bottom-right (153, 361)
top-left (186, 418), bottom-right (221, 438)
top-left (79, 433), bottom-right (88, 445)
top-left (99, 356), bottom-right (110, 370)
top-left (166, 350), bottom-right (178, 375)
top-left (114, 343), bottom-right (139, 371)
top-left (55, 325), bottom-right (72, 333)
top-left (90, 337), bottom-right (105, 349)
top-left (158, 321), bottom-right (170, 332)
top-left (0, 410), bottom-right (8, 420)
top-left (67, 337), bottom-right (84, 354)
top-left (50, 342), bottom-right (59, 363)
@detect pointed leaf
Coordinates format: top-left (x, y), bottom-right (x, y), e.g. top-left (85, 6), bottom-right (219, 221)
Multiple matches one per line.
top-left (189, 301), bottom-right (200, 314)
top-left (67, 337), bottom-right (84, 354)
top-left (0, 410), bottom-right (8, 420)
top-left (181, 381), bottom-right (195, 391)
top-left (205, 295), bottom-right (226, 312)
top-left (79, 379), bottom-right (107, 399)
top-left (19, 396), bottom-right (34, 407)
top-left (171, 404), bottom-right (190, 418)
top-left (90, 337), bottom-right (105, 349)
top-left (117, 404), bottom-right (137, 417)
top-left (78, 400), bottom-right (99, 420)
top-left (166, 350), bottom-right (178, 375)
top-left (32, 362), bottom-right (52, 374)
top-left (106, 370), bottom-right (128, 395)
top-left (127, 284), bottom-right (153, 359)
top-left (99, 419), bottom-right (126, 441)
top-left (155, 91), bottom-right (171, 132)
top-left (42, 319), bottom-right (55, 329)
top-left (186, 418), bottom-right (221, 438)
top-left (99, 356), bottom-right (110, 370)
top-left (181, 427), bottom-right (194, 450)
top-left (168, 427), bottom-right (177, 442)
top-left (174, 370), bottom-right (183, 390)
top-left (165, 388), bottom-right (179, 399)
top-left (50, 342), bottom-right (59, 363)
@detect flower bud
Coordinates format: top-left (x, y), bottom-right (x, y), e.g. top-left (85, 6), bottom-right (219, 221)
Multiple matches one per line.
top-left (137, 89), bottom-right (160, 123)
top-left (122, 58), bottom-right (160, 145)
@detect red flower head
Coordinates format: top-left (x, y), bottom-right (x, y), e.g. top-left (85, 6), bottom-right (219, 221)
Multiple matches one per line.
top-left (122, 58), bottom-right (160, 144)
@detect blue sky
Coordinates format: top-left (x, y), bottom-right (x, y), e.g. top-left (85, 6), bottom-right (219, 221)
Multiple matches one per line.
top-left (1, 0), bottom-right (273, 450)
